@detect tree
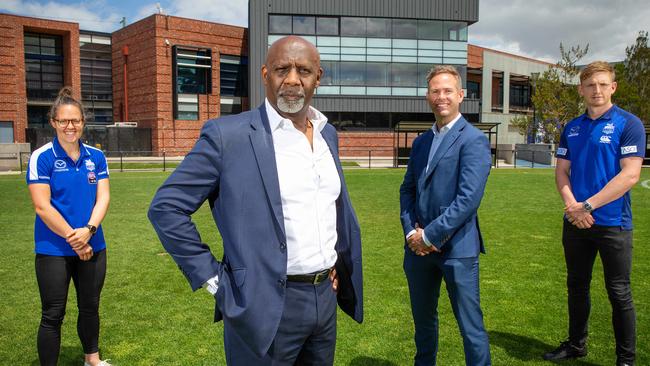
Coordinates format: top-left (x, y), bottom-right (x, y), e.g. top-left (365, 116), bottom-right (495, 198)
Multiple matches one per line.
top-left (614, 31), bottom-right (650, 125)
top-left (511, 43), bottom-right (587, 143)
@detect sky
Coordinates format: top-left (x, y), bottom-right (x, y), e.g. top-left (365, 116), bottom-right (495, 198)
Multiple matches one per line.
top-left (2, 0), bottom-right (648, 64)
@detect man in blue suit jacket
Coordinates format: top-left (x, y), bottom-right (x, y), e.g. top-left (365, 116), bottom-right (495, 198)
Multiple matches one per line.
top-left (400, 65), bottom-right (492, 365)
top-left (148, 36), bottom-right (362, 365)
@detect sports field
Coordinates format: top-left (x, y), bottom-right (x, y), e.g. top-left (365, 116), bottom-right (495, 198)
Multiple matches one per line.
top-left (1, 168), bottom-right (648, 365)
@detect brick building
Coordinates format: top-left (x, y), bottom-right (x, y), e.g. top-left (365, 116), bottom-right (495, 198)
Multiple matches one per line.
top-left (112, 14), bottom-right (248, 155)
top-left (0, 14), bottom-right (81, 144)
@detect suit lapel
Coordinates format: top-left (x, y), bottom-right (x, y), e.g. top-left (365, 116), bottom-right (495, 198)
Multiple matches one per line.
top-left (423, 117), bottom-right (466, 182)
top-left (249, 104), bottom-right (286, 240)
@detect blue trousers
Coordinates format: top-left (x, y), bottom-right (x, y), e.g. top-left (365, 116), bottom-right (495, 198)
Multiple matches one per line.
top-left (224, 278), bottom-right (337, 366)
top-left (404, 251), bottom-right (491, 366)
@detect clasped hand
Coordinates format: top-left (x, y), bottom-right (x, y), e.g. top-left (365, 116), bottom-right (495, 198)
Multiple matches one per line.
top-left (66, 227), bottom-right (94, 261)
top-left (407, 225), bottom-right (440, 256)
top-left (564, 202), bottom-right (594, 229)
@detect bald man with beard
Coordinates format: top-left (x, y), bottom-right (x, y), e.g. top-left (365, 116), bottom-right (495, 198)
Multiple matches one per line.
top-left (149, 36), bottom-right (363, 365)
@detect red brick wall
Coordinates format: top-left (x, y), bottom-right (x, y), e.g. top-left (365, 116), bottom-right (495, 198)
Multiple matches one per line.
top-left (0, 14), bottom-right (80, 144)
top-left (112, 14), bottom-right (247, 155)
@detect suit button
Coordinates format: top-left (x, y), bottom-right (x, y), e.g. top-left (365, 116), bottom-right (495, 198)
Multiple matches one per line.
top-left (280, 242), bottom-right (286, 251)
top-left (278, 279), bottom-right (286, 288)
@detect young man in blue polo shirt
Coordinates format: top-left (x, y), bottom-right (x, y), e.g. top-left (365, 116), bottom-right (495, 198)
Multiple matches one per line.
top-left (544, 61), bottom-right (645, 366)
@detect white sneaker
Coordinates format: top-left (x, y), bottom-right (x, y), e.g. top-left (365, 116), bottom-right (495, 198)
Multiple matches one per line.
top-left (84, 360), bottom-right (112, 366)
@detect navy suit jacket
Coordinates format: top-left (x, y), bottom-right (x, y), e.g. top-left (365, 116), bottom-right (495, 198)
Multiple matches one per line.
top-left (148, 104), bottom-right (363, 357)
top-left (400, 116), bottom-right (491, 258)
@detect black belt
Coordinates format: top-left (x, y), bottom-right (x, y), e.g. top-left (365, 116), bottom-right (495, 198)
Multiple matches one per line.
top-left (286, 268), bottom-right (331, 285)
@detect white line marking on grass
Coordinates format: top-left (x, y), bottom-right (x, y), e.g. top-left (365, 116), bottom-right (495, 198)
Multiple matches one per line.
top-left (642, 179), bottom-right (650, 189)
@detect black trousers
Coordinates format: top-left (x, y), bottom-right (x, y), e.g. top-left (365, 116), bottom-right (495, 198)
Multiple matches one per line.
top-left (35, 250), bottom-right (107, 366)
top-left (562, 222), bottom-right (635, 363)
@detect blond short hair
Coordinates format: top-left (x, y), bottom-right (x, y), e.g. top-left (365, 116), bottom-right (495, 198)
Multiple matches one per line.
top-left (580, 61), bottom-right (615, 84)
top-left (426, 65), bottom-right (462, 89)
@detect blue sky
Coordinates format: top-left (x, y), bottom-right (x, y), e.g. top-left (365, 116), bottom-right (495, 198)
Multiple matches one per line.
top-left (2, 0), bottom-right (648, 63)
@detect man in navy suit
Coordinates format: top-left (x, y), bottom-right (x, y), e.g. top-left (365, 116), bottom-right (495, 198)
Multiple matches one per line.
top-left (148, 36), bottom-right (362, 365)
top-left (400, 65), bottom-right (492, 365)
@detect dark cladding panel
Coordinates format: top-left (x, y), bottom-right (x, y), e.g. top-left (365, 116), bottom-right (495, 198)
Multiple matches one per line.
top-left (311, 96), bottom-right (480, 114)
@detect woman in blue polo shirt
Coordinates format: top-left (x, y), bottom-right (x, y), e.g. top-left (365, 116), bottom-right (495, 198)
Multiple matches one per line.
top-left (26, 87), bottom-right (111, 366)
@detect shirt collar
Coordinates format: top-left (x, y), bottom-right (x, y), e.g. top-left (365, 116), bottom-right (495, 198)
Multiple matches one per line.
top-left (265, 98), bottom-right (328, 132)
top-left (583, 104), bottom-right (617, 122)
top-left (432, 113), bottom-right (462, 135)
top-left (52, 137), bottom-right (89, 159)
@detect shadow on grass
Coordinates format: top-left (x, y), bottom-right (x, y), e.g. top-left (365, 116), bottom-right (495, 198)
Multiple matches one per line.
top-left (489, 331), bottom-right (601, 366)
top-left (30, 346), bottom-right (85, 366)
top-left (349, 356), bottom-right (398, 366)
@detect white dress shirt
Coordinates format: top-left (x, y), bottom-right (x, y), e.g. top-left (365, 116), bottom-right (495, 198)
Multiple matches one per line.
top-left (265, 99), bottom-right (341, 275)
top-left (407, 113), bottom-right (462, 247)
top-left (204, 100), bottom-right (341, 294)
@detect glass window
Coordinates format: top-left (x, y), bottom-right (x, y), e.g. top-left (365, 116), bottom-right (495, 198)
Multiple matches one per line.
top-left (418, 20), bottom-right (443, 40)
top-left (0, 122), bottom-right (14, 143)
top-left (366, 63), bottom-right (390, 86)
top-left (341, 17), bottom-right (366, 37)
top-left (269, 15), bottom-right (292, 34)
top-left (418, 64), bottom-right (434, 87)
top-left (365, 112), bottom-right (390, 129)
top-left (24, 33), bottom-right (64, 100)
top-left (321, 61), bottom-right (339, 85)
top-left (366, 18), bottom-right (391, 38)
top-left (391, 63), bottom-right (418, 87)
top-left (339, 62), bottom-right (365, 85)
top-left (444, 21), bottom-right (468, 41)
top-left (392, 19), bottom-right (417, 39)
top-left (220, 55), bottom-right (248, 97)
top-left (293, 16), bottom-right (315, 35)
top-left (177, 94), bottom-right (199, 120)
top-left (467, 80), bottom-right (481, 99)
top-left (317, 17), bottom-right (338, 35)
top-left (367, 38), bottom-right (391, 48)
top-left (339, 112), bottom-right (365, 129)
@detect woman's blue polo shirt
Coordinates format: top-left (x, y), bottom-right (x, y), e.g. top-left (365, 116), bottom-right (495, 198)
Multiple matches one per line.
top-left (26, 138), bottom-right (109, 256)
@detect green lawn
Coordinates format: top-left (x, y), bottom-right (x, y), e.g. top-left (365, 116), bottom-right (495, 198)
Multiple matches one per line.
top-left (1, 169), bottom-right (648, 365)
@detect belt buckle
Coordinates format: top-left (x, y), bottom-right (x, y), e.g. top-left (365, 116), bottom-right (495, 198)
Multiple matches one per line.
top-left (313, 269), bottom-right (329, 285)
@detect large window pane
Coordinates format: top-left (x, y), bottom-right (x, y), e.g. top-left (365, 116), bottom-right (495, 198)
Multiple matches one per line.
top-left (293, 16), bottom-right (315, 35)
top-left (391, 63), bottom-right (418, 87)
top-left (418, 20), bottom-right (443, 40)
top-left (366, 18), bottom-right (391, 38)
top-left (269, 15), bottom-right (292, 34)
top-left (321, 61), bottom-right (339, 85)
top-left (317, 17), bottom-right (338, 35)
top-left (366, 63), bottom-right (390, 86)
top-left (341, 17), bottom-right (366, 37)
top-left (444, 21), bottom-right (468, 41)
top-left (392, 19), bottom-right (417, 39)
top-left (339, 62), bottom-right (365, 85)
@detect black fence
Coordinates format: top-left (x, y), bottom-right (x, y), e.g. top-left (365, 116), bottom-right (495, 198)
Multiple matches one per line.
top-left (26, 127), bottom-right (152, 154)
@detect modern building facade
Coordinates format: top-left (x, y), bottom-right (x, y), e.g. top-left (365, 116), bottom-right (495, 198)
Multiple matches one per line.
top-left (248, 0), bottom-right (480, 156)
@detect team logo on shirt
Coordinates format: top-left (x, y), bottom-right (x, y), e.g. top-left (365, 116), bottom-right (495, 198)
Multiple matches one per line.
top-left (556, 147), bottom-right (568, 156)
top-left (567, 126), bottom-right (580, 137)
top-left (84, 159), bottom-right (95, 171)
top-left (602, 122), bottom-right (615, 135)
top-left (599, 135), bottom-right (611, 144)
top-left (54, 159), bottom-right (69, 172)
top-left (87, 171), bottom-right (97, 184)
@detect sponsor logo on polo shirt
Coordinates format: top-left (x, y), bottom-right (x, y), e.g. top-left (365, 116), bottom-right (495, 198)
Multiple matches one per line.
top-left (556, 147), bottom-right (568, 156)
top-left (602, 122), bottom-right (615, 135)
top-left (54, 159), bottom-right (69, 172)
top-left (621, 145), bottom-right (638, 154)
top-left (599, 135), bottom-right (611, 144)
top-left (84, 159), bottom-right (95, 171)
top-left (567, 126), bottom-right (580, 137)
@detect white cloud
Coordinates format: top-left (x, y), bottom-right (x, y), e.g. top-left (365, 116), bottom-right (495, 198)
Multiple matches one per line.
top-left (469, 0), bottom-right (650, 64)
top-left (0, 0), bottom-right (123, 32)
top-left (130, 0), bottom-right (248, 27)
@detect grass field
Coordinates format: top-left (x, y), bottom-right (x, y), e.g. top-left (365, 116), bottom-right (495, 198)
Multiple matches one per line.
top-left (1, 168), bottom-right (648, 365)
